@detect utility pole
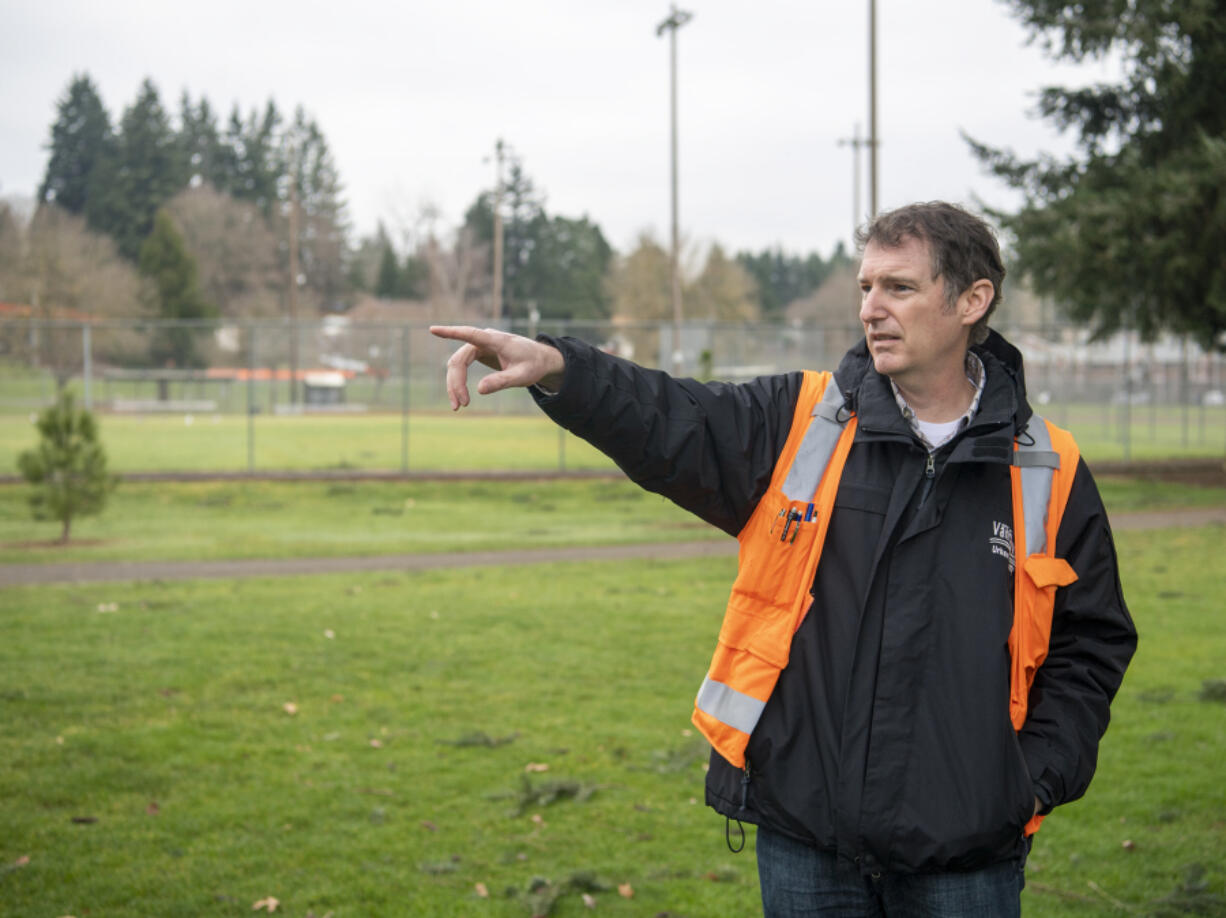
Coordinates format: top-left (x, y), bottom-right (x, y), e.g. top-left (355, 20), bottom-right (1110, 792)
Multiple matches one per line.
top-left (837, 123), bottom-right (866, 238)
top-left (657, 4), bottom-right (692, 375)
top-left (492, 138), bottom-right (505, 323)
top-left (838, 123), bottom-right (868, 315)
top-left (868, 0), bottom-right (879, 217)
top-left (287, 144), bottom-right (301, 405)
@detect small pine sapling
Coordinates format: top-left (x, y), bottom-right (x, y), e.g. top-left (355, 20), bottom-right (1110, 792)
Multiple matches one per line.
top-left (17, 391), bottom-right (116, 544)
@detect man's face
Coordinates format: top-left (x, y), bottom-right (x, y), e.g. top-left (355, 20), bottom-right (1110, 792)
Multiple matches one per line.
top-left (857, 236), bottom-right (976, 390)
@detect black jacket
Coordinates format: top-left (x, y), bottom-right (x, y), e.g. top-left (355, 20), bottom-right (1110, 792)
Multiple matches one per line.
top-left (533, 330), bottom-right (1136, 874)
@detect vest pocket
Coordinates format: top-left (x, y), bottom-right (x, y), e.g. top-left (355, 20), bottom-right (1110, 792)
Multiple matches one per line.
top-left (722, 492), bottom-right (823, 669)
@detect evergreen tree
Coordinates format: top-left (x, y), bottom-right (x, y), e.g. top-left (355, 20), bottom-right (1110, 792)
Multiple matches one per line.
top-left (463, 154), bottom-right (611, 320)
top-left (348, 223), bottom-right (394, 294)
top-left (88, 79), bottom-right (185, 260)
top-left (500, 162), bottom-right (546, 318)
top-left (139, 210), bottom-right (215, 370)
top-left (17, 390), bottom-right (116, 544)
top-left (375, 240), bottom-right (400, 298)
top-left (400, 251), bottom-right (429, 300)
top-left (372, 241), bottom-right (429, 300)
top-left (224, 101), bottom-right (283, 215)
top-left (38, 74), bottom-right (113, 216)
top-left (215, 105), bottom-right (249, 201)
top-left (969, 0), bottom-right (1226, 347)
top-left (735, 246), bottom-right (849, 317)
top-left (179, 92), bottom-right (225, 189)
top-left (283, 107), bottom-right (350, 310)
top-left (526, 215), bottom-right (612, 320)
top-left (464, 155), bottom-right (546, 319)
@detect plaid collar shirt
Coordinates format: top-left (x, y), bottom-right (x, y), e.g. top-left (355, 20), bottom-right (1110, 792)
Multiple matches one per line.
top-left (889, 350), bottom-right (986, 452)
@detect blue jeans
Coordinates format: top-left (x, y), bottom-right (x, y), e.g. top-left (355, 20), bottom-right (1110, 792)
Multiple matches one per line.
top-left (756, 826), bottom-right (1024, 917)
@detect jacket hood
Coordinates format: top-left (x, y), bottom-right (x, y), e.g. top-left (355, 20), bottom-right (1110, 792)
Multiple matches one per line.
top-left (833, 327), bottom-right (1033, 435)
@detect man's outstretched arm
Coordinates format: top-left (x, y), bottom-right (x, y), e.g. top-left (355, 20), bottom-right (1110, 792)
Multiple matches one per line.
top-left (429, 325), bottom-right (566, 410)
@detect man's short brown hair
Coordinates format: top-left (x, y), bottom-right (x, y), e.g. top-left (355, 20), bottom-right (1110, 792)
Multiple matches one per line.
top-left (855, 202), bottom-right (1005, 345)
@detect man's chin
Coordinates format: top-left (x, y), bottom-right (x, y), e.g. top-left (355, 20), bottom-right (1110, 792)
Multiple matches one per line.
top-left (871, 353), bottom-right (901, 377)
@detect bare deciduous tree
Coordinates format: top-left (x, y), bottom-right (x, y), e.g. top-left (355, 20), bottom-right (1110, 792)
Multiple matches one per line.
top-left (0, 204), bottom-right (148, 386)
top-left (607, 232), bottom-right (673, 323)
top-left (688, 244), bottom-right (760, 323)
top-left (165, 184), bottom-right (282, 319)
top-left (423, 224), bottom-right (490, 323)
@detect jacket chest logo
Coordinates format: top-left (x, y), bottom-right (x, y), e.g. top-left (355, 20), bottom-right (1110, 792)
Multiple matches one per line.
top-left (990, 520), bottom-right (1015, 574)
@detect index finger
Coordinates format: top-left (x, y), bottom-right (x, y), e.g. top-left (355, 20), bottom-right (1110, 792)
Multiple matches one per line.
top-left (429, 325), bottom-right (494, 347)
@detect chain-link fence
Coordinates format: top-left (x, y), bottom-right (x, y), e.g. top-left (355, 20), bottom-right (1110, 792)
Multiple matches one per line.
top-left (2, 316), bottom-right (1224, 473)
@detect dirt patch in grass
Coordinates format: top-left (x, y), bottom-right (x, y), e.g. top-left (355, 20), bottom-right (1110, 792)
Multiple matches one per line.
top-left (2, 538), bottom-right (111, 550)
top-left (1096, 458), bottom-right (1226, 487)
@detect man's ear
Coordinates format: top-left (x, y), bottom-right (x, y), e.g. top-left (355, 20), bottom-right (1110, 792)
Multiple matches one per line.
top-left (959, 279), bottom-right (994, 327)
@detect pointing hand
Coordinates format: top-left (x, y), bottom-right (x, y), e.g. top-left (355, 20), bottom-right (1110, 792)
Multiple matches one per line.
top-left (429, 325), bottom-right (566, 410)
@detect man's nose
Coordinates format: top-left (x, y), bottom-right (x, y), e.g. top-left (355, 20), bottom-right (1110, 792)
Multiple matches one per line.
top-left (859, 286), bottom-right (882, 324)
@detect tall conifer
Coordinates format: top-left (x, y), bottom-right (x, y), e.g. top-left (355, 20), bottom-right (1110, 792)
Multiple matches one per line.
top-left (38, 74), bottom-right (112, 216)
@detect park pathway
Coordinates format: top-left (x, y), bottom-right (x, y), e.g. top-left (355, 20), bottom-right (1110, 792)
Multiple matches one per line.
top-left (1, 506), bottom-right (1223, 587)
top-left (0, 540), bottom-right (738, 587)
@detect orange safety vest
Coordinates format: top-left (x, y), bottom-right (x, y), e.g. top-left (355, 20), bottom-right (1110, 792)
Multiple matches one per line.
top-left (691, 369), bottom-right (1080, 836)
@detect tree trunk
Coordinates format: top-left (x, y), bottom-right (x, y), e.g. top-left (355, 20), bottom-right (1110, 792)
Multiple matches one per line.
top-left (59, 515), bottom-right (71, 545)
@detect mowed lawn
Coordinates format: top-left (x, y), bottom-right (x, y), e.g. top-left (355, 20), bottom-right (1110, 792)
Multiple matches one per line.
top-left (1, 403), bottom-right (1224, 477)
top-left (1, 525), bottom-right (1225, 916)
top-left (2, 472), bottom-right (1224, 567)
top-left (0, 479), bottom-right (723, 566)
top-left (0, 410), bottom-right (615, 475)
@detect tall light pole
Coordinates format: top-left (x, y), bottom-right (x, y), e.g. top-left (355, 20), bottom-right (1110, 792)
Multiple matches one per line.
top-left (657, 4), bottom-right (692, 375)
top-left (491, 138), bottom-right (505, 323)
top-left (287, 142), bottom-right (301, 405)
top-left (868, 0), bottom-right (879, 218)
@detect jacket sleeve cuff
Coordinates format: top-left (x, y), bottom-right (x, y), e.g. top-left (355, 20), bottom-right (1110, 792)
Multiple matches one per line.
top-left (528, 334), bottom-right (596, 424)
top-left (1033, 779), bottom-right (1055, 815)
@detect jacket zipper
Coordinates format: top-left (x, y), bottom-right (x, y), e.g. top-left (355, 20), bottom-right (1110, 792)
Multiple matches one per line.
top-left (917, 451), bottom-right (937, 505)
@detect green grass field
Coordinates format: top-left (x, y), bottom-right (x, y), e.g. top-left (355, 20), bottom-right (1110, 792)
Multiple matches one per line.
top-left (0, 478), bottom-right (721, 565)
top-left (1, 402), bottom-right (1223, 476)
top-left (0, 410), bottom-right (615, 475)
top-left (3, 475), bottom-right (1224, 566)
top-left (1, 525), bottom-right (1223, 916)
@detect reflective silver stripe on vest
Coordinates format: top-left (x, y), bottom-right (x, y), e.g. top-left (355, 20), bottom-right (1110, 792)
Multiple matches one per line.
top-left (781, 379), bottom-right (850, 502)
top-left (1015, 415), bottom-right (1060, 557)
top-left (695, 676), bottom-right (766, 735)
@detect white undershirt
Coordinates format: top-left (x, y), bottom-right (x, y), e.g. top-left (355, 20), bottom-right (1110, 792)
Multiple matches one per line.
top-left (913, 417), bottom-right (964, 450)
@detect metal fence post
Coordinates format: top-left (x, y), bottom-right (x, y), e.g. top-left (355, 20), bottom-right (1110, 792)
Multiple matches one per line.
top-left (247, 324), bottom-right (256, 473)
top-left (401, 325), bottom-right (410, 474)
top-left (81, 322), bottom-right (93, 411)
top-left (1180, 335), bottom-right (1189, 448)
top-left (1121, 328), bottom-right (1132, 462)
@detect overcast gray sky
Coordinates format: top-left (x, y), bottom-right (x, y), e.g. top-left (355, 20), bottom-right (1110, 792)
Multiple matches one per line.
top-left (0, 0), bottom-right (1119, 258)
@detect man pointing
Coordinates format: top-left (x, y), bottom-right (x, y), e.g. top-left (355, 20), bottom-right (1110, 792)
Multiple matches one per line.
top-left (432, 202), bottom-right (1135, 917)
